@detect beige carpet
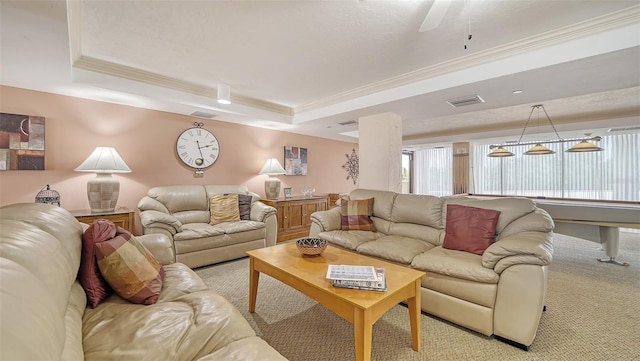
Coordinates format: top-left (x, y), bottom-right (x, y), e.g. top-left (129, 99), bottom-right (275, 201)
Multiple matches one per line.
top-left (195, 232), bottom-right (640, 361)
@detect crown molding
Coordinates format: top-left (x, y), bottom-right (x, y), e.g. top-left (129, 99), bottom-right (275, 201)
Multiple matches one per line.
top-left (71, 56), bottom-right (293, 116)
top-left (296, 5), bottom-right (640, 114)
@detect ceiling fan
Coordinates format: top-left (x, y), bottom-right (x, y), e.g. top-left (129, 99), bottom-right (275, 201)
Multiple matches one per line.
top-left (419, 0), bottom-right (454, 32)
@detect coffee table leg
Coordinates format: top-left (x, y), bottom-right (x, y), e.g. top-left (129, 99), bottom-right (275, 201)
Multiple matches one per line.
top-left (248, 257), bottom-right (260, 313)
top-left (407, 280), bottom-right (422, 351)
top-left (354, 307), bottom-right (373, 361)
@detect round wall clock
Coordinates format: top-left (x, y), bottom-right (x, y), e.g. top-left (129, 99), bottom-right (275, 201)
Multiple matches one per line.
top-left (176, 122), bottom-right (220, 172)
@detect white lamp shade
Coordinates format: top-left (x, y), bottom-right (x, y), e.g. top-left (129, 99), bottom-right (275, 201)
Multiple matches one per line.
top-left (259, 158), bottom-right (286, 175)
top-left (75, 147), bottom-right (131, 173)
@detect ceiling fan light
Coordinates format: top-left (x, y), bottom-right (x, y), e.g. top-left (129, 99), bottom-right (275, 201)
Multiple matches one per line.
top-left (487, 146), bottom-right (515, 157)
top-left (566, 140), bottom-right (603, 152)
top-left (524, 143), bottom-right (555, 155)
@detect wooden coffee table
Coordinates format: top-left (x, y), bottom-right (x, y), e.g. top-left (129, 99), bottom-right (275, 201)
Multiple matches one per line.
top-left (247, 243), bottom-right (425, 361)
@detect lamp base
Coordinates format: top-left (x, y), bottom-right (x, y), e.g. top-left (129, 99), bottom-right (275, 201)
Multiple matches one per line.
top-left (87, 173), bottom-right (120, 213)
top-left (264, 177), bottom-right (281, 200)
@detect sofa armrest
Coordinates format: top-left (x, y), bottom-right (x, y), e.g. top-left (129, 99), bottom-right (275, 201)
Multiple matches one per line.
top-left (139, 210), bottom-right (182, 234)
top-left (138, 234), bottom-right (175, 265)
top-left (482, 231), bottom-right (554, 274)
top-left (250, 202), bottom-right (277, 246)
top-left (250, 201), bottom-right (276, 223)
top-left (309, 207), bottom-right (342, 237)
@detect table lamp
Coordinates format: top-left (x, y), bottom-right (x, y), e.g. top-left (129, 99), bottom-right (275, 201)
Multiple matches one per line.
top-left (75, 147), bottom-right (131, 213)
top-left (259, 158), bottom-right (286, 199)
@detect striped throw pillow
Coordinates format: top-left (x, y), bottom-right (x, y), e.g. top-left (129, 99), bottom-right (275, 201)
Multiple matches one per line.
top-left (209, 194), bottom-right (241, 224)
top-left (341, 198), bottom-right (376, 231)
top-left (94, 230), bottom-right (164, 305)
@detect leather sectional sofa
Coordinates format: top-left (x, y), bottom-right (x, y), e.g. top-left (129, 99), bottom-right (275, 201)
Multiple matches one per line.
top-left (0, 203), bottom-right (287, 361)
top-left (138, 185), bottom-right (277, 268)
top-left (309, 189), bottom-right (555, 349)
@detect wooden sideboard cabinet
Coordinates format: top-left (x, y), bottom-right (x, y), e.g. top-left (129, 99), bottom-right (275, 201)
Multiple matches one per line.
top-left (261, 196), bottom-right (329, 242)
top-left (70, 207), bottom-right (135, 234)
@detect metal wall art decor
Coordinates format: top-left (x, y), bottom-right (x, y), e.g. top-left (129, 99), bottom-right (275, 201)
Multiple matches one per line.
top-left (284, 146), bottom-right (307, 175)
top-left (342, 148), bottom-right (359, 185)
top-left (0, 112), bottom-right (45, 170)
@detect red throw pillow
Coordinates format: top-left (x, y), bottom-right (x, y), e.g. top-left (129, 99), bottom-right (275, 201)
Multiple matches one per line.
top-left (79, 219), bottom-right (117, 308)
top-left (442, 204), bottom-right (501, 255)
top-left (94, 228), bottom-right (164, 305)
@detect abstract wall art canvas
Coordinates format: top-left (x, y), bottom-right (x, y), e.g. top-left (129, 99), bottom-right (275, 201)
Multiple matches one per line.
top-left (0, 112), bottom-right (45, 170)
top-left (284, 146), bottom-right (307, 175)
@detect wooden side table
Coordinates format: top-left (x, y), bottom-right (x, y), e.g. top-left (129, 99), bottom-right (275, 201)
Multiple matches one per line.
top-left (70, 207), bottom-right (135, 234)
top-left (261, 196), bottom-right (329, 242)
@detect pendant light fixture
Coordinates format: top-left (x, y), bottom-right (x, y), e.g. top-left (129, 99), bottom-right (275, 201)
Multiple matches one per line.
top-left (487, 104), bottom-right (604, 157)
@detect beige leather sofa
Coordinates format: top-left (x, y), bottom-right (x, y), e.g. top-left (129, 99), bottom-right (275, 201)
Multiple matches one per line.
top-left (0, 203), bottom-right (287, 361)
top-left (309, 189), bottom-right (554, 350)
top-left (138, 185), bottom-right (277, 268)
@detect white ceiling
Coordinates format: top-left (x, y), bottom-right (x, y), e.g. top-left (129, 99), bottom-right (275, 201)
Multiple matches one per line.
top-left (1, 0), bottom-right (639, 148)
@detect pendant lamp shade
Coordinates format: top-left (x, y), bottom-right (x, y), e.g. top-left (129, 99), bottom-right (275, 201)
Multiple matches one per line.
top-left (524, 143), bottom-right (555, 155)
top-left (487, 146), bottom-right (515, 157)
top-left (566, 140), bottom-right (604, 153)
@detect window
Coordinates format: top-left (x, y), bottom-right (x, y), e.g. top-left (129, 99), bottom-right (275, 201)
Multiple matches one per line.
top-left (414, 147), bottom-right (453, 196)
top-left (473, 133), bottom-right (640, 201)
top-left (401, 152), bottom-right (413, 194)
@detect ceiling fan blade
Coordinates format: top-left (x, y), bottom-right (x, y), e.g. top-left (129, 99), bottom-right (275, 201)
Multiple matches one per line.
top-left (419, 0), bottom-right (453, 32)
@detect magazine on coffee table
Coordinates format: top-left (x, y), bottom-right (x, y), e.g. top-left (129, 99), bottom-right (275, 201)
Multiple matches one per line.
top-left (332, 267), bottom-right (387, 292)
top-left (326, 264), bottom-right (379, 282)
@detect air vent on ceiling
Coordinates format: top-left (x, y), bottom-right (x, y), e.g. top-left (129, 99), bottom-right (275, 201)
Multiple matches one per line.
top-left (190, 111), bottom-right (217, 119)
top-left (338, 120), bottom-right (357, 126)
top-left (608, 126), bottom-right (640, 132)
top-left (446, 95), bottom-right (485, 108)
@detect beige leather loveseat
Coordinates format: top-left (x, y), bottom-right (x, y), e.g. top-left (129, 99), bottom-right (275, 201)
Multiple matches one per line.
top-left (138, 185), bottom-right (277, 268)
top-left (309, 189), bottom-right (554, 349)
top-left (0, 203), bottom-right (287, 361)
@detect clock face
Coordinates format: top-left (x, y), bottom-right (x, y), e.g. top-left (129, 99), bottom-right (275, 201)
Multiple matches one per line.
top-left (176, 127), bottom-right (220, 169)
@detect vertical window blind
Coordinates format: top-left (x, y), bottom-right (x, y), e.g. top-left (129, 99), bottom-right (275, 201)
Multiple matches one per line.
top-left (414, 147), bottom-right (453, 196)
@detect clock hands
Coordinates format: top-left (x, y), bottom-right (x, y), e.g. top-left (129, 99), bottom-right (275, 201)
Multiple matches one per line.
top-left (195, 140), bottom-right (205, 166)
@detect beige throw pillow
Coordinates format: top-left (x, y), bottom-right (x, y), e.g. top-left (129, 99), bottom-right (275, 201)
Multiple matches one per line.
top-left (209, 194), bottom-right (241, 224)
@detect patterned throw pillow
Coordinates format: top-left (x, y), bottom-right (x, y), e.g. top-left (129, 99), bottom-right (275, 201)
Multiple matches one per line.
top-left (79, 219), bottom-right (116, 308)
top-left (94, 229), bottom-right (164, 305)
top-left (341, 198), bottom-right (376, 231)
top-left (442, 204), bottom-right (501, 255)
top-left (237, 194), bottom-right (253, 220)
top-left (209, 194), bottom-right (241, 225)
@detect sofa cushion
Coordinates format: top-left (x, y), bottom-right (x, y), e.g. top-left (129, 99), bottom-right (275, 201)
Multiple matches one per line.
top-left (444, 197), bottom-right (535, 234)
top-left (356, 235), bottom-right (435, 265)
top-left (81, 263), bottom-right (264, 361)
top-left (79, 219), bottom-right (116, 308)
top-left (209, 194), bottom-right (241, 225)
top-left (94, 229), bottom-right (164, 305)
top-left (341, 198), bottom-right (376, 231)
top-left (318, 230), bottom-right (383, 251)
top-left (412, 246), bottom-right (500, 284)
top-left (442, 204), bottom-right (500, 255)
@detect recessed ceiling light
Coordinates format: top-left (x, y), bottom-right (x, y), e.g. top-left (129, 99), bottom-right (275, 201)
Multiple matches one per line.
top-left (512, 90), bottom-right (524, 94)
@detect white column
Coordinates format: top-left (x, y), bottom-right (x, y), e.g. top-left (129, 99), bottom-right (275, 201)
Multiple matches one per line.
top-left (358, 112), bottom-right (403, 192)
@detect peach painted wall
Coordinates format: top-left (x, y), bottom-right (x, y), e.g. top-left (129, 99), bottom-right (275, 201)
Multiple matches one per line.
top-left (0, 86), bottom-right (358, 232)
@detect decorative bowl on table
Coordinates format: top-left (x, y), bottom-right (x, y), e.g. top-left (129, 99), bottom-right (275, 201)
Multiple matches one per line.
top-left (296, 238), bottom-right (327, 256)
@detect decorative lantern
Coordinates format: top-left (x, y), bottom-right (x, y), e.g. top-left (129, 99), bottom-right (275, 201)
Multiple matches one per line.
top-left (35, 184), bottom-right (61, 206)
